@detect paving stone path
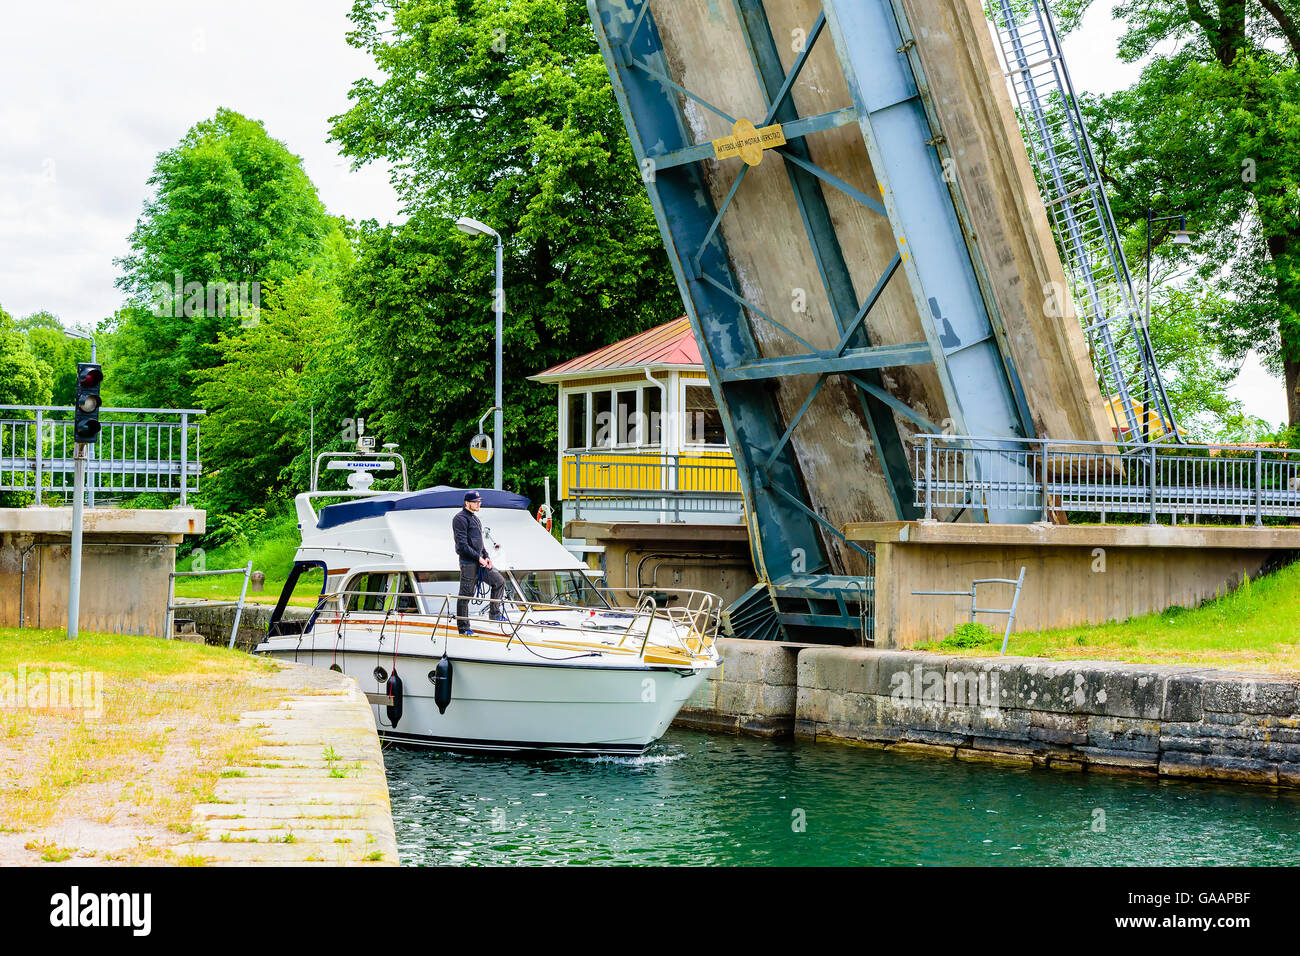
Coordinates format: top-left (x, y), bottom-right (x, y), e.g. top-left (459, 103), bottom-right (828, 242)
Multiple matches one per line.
top-left (176, 663), bottom-right (399, 865)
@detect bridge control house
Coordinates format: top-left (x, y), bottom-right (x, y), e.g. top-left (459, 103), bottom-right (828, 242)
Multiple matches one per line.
top-left (530, 318), bottom-right (759, 608)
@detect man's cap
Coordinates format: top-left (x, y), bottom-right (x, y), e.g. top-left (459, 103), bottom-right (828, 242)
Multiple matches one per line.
top-left (464, 491), bottom-right (482, 503)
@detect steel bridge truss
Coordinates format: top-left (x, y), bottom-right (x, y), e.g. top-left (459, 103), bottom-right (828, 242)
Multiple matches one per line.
top-left (589, 0), bottom-right (1040, 642)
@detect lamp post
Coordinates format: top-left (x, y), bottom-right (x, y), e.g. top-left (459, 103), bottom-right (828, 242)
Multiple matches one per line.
top-left (1142, 209), bottom-right (1193, 441)
top-left (63, 327), bottom-right (96, 362)
top-left (455, 216), bottom-right (504, 491)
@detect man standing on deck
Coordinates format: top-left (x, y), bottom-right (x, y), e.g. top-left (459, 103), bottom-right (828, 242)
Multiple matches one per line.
top-left (453, 491), bottom-right (507, 634)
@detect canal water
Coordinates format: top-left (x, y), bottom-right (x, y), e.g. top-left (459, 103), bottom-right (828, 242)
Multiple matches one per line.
top-left (385, 730), bottom-right (1300, 866)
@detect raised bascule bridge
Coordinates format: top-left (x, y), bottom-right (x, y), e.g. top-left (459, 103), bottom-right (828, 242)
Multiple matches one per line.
top-left (586, 0), bottom-right (1300, 646)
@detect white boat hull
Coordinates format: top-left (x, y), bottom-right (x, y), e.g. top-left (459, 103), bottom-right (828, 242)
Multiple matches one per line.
top-left (263, 488), bottom-right (722, 756)
top-left (260, 644), bottom-right (708, 755)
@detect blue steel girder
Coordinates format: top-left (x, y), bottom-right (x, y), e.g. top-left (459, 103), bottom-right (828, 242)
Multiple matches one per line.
top-left (819, 0), bottom-right (1039, 494)
top-left (730, 0), bottom-right (917, 522)
top-left (720, 342), bottom-right (931, 382)
top-left (588, 0), bottom-right (831, 588)
top-left (588, 0), bottom-right (1043, 630)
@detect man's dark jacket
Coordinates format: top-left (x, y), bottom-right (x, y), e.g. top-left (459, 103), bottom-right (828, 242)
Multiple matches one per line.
top-left (452, 507), bottom-right (489, 564)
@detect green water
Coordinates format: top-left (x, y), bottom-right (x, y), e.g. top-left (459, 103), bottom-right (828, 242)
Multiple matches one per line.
top-left (384, 730), bottom-right (1300, 866)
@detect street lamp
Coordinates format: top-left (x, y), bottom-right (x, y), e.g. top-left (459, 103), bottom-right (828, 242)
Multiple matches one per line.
top-left (1142, 209), bottom-right (1194, 441)
top-left (62, 327), bottom-right (96, 362)
top-left (455, 216), bottom-right (505, 491)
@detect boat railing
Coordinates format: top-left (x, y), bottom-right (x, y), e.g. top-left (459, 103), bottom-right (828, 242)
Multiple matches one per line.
top-left (326, 585), bottom-right (722, 659)
top-left (597, 587), bottom-right (721, 653)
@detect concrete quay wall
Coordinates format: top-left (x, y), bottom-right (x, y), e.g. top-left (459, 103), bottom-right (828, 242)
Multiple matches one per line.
top-left (181, 606), bottom-right (1300, 791)
top-left (846, 522), bottom-right (1300, 649)
top-left (680, 639), bottom-right (1300, 789)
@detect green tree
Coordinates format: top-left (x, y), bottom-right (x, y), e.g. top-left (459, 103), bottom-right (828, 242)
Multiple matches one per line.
top-left (195, 271), bottom-right (364, 511)
top-left (1148, 284), bottom-right (1269, 440)
top-left (114, 108), bottom-right (334, 409)
top-left (16, 312), bottom-right (92, 405)
top-left (0, 304), bottom-right (53, 406)
top-left (331, 0), bottom-right (679, 495)
top-left (1077, 0), bottom-right (1300, 425)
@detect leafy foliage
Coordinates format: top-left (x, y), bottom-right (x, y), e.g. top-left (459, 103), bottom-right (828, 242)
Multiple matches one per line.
top-left (330, 0), bottom-right (680, 492)
top-left (1147, 285), bottom-right (1270, 439)
top-left (940, 622), bottom-right (999, 649)
top-left (1074, 0), bottom-right (1300, 424)
top-left (15, 311), bottom-right (92, 405)
top-left (113, 109), bottom-right (335, 409)
top-left (0, 304), bottom-right (53, 406)
top-left (194, 270), bottom-right (364, 511)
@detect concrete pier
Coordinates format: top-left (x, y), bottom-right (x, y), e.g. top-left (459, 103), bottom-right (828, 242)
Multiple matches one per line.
top-left (179, 662), bottom-right (398, 865)
top-left (0, 506), bottom-right (204, 637)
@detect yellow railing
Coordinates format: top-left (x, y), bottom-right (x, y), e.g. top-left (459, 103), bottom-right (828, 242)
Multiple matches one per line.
top-left (562, 450), bottom-right (743, 520)
top-left (561, 450), bottom-right (740, 498)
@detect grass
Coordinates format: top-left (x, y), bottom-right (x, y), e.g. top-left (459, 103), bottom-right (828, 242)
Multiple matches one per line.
top-left (322, 745), bottom-right (361, 779)
top-left (0, 627), bottom-right (286, 864)
top-left (172, 508), bottom-right (320, 606)
top-left (925, 559), bottom-right (1300, 671)
top-left (24, 840), bottom-right (73, 862)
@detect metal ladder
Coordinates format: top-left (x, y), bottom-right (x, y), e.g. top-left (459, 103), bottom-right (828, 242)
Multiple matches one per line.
top-left (990, 0), bottom-right (1178, 443)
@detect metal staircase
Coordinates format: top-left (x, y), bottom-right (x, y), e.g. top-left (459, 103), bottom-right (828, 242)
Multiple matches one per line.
top-left (990, 0), bottom-right (1179, 442)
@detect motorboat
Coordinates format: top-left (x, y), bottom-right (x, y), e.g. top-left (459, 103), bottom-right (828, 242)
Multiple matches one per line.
top-left (256, 451), bottom-right (721, 755)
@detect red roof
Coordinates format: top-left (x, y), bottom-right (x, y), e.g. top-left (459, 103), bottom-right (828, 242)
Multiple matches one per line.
top-left (531, 317), bottom-right (702, 380)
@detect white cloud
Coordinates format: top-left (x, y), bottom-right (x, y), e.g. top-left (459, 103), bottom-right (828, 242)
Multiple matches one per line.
top-left (0, 0), bottom-right (401, 326)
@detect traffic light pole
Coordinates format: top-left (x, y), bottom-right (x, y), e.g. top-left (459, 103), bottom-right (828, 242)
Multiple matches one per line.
top-left (68, 360), bottom-right (101, 641)
top-left (68, 443), bottom-right (87, 640)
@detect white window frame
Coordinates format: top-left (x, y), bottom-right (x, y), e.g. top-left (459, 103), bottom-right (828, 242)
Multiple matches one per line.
top-left (679, 377), bottom-right (729, 450)
top-left (562, 390), bottom-right (591, 451)
top-left (560, 382), bottom-right (664, 452)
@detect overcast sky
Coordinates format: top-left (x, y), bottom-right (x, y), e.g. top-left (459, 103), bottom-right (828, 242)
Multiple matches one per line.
top-left (0, 0), bottom-right (1284, 425)
top-left (0, 0), bottom-right (401, 326)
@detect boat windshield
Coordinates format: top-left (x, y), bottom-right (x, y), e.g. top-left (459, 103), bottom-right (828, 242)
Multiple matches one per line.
top-left (509, 570), bottom-right (610, 609)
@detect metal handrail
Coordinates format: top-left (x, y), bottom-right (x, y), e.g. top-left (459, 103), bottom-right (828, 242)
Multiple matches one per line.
top-left (321, 583), bottom-right (723, 659)
top-left (913, 433), bottom-right (1300, 525)
top-left (991, 0), bottom-right (1179, 442)
top-left (1, 405), bottom-right (206, 415)
top-left (168, 561), bottom-right (253, 648)
top-left (913, 567), bottom-right (1027, 655)
top-left (311, 450), bottom-right (409, 492)
top-left (1, 405), bottom-right (203, 505)
top-left (565, 450), bottom-right (743, 519)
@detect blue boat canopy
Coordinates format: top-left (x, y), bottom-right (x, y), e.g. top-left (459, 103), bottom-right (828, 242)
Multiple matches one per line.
top-left (316, 486), bottom-right (530, 531)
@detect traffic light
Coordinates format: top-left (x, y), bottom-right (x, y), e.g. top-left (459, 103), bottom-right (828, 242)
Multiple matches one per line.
top-left (74, 362), bottom-right (103, 443)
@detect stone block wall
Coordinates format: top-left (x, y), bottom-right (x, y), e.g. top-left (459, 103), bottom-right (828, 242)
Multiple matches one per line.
top-left (175, 601), bottom-right (308, 651)
top-left (676, 638), bottom-right (801, 736)
top-left (794, 648), bottom-right (1300, 786)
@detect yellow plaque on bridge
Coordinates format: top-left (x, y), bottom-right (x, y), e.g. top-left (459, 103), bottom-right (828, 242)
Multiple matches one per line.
top-left (712, 118), bottom-right (786, 166)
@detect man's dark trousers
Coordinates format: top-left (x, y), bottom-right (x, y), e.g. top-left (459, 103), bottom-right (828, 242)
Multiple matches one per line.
top-left (457, 561), bottom-right (506, 632)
